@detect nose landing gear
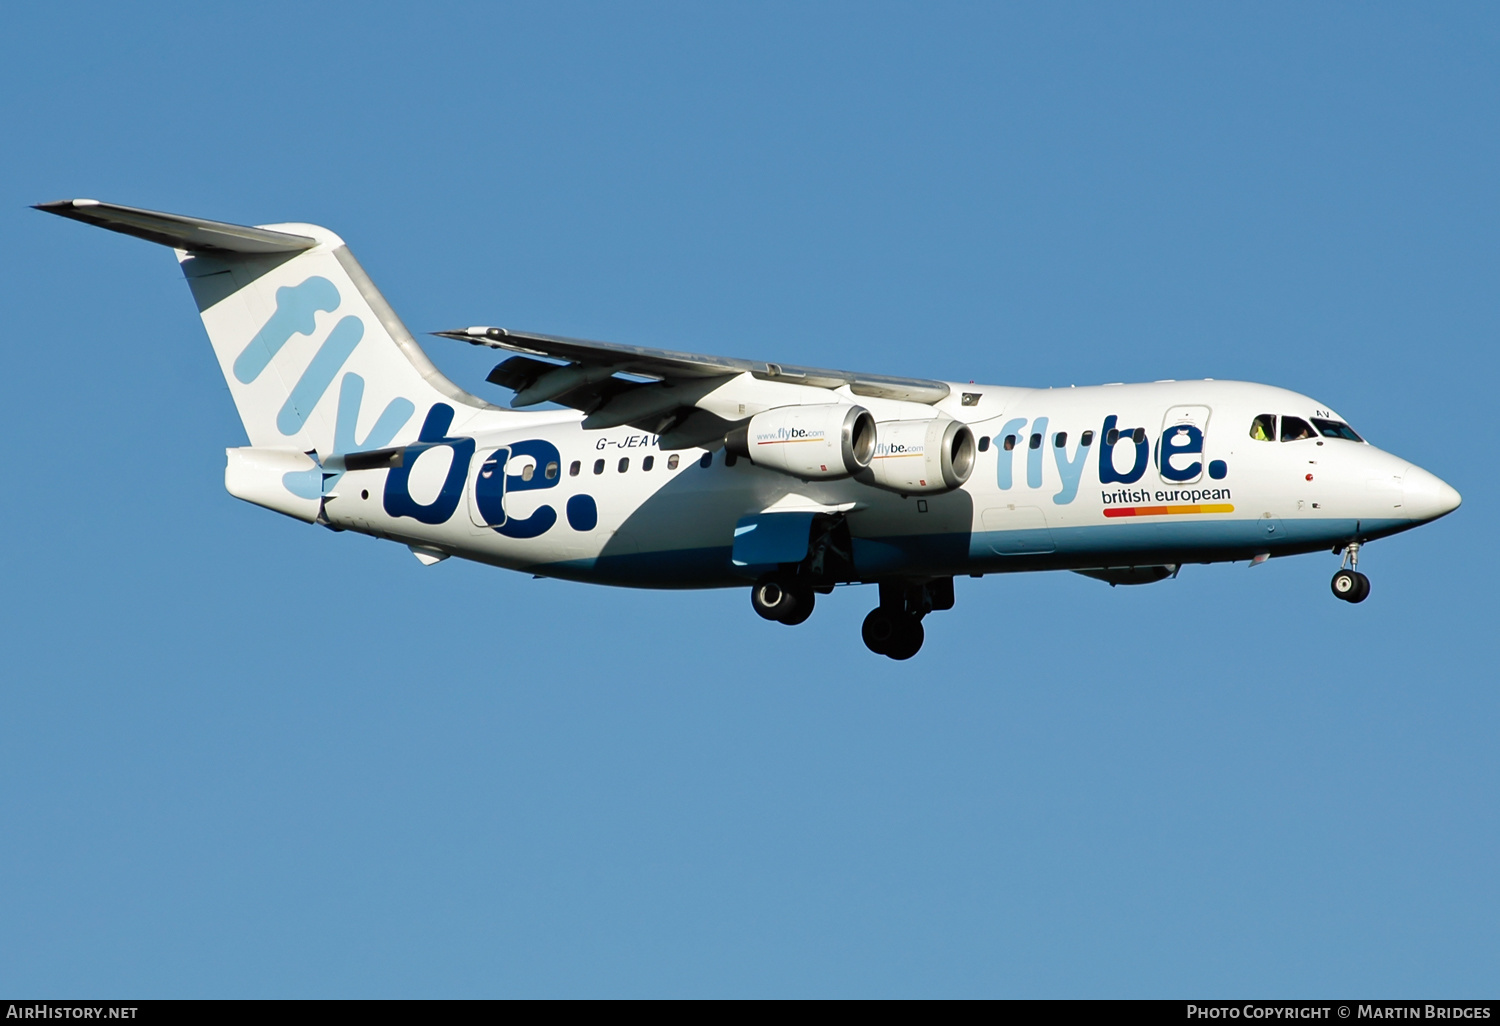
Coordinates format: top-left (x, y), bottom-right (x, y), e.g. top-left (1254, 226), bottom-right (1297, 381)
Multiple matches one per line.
top-left (1331, 541), bottom-right (1371, 603)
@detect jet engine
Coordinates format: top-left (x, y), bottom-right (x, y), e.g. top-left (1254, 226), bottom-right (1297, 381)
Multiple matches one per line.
top-left (724, 404), bottom-right (877, 480)
top-left (858, 416), bottom-right (976, 495)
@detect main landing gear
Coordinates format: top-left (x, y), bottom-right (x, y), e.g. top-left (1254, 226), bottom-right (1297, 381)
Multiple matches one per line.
top-left (1331, 541), bottom-right (1371, 604)
top-left (743, 517), bottom-right (952, 659)
top-left (862, 607), bottom-right (923, 661)
top-left (747, 514), bottom-right (851, 628)
top-left (751, 578), bottom-right (815, 625)
top-left (748, 575), bottom-right (954, 660)
top-left (862, 578), bottom-right (953, 661)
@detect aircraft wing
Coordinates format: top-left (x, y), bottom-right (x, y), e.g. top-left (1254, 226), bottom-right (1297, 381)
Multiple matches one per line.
top-left (434, 325), bottom-right (951, 446)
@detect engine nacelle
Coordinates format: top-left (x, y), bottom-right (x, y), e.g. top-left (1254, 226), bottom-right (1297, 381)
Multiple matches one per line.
top-left (725, 404), bottom-right (876, 480)
top-left (858, 416), bottom-right (976, 495)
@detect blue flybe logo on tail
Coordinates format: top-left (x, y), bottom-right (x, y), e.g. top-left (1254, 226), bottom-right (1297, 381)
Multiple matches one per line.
top-left (237, 275), bottom-right (415, 498)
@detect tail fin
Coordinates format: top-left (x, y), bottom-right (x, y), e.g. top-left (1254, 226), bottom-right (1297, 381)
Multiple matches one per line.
top-left (37, 199), bottom-right (494, 458)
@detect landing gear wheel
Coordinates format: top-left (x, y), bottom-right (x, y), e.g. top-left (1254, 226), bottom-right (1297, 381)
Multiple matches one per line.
top-left (862, 608), bottom-right (895, 654)
top-left (752, 580), bottom-right (793, 621)
top-left (778, 588), bottom-right (815, 625)
top-left (751, 580), bottom-right (815, 624)
top-left (884, 615), bottom-right (924, 661)
top-left (861, 609), bottom-right (924, 659)
top-left (1332, 542), bottom-right (1370, 604)
top-left (1331, 569), bottom-right (1371, 603)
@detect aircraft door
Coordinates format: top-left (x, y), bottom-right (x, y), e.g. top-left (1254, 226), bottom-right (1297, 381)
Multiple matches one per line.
top-left (469, 447), bottom-right (511, 528)
top-left (1159, 406), bottom-right (1211, 484)
top-left (467, 440), bottom-right (563, 537)
top-left (981, 504), bottom-right (1056, 554)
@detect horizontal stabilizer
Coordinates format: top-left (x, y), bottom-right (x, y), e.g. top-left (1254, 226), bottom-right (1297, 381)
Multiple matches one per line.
top-left (34, 198), bottom-right (318, 254)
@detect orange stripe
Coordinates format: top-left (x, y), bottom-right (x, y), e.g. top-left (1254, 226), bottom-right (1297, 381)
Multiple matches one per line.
top-left (1103, 503), bottom-right (1235, 518)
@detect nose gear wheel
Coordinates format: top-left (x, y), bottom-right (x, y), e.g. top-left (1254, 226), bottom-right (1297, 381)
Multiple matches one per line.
top-left (1331, 569), bottom-right (1370, 603)
top-left (1331, 541), bottom-right (1371, 603)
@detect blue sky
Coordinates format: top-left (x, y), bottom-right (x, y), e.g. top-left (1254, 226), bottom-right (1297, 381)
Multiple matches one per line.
top-left (1, 2), bottom-right (1496, 997)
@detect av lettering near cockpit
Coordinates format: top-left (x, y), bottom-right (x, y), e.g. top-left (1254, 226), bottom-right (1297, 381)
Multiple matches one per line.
top-left (40, 199), bottom-right (1462, 659)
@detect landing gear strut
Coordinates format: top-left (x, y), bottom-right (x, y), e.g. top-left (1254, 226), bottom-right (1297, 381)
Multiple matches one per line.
top-left (1331, 541), bottom-right (1371, 603)
top-left (862, 579), bottom-right (953, 660)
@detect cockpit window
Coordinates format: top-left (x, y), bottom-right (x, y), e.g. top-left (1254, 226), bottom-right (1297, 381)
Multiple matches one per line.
top-left (1280, 416), bottom-right (1316, 442)
top-left (1249, 414), bottom-right (1276, 442)
top-left (1311, 418), bottom-right (1364, 443)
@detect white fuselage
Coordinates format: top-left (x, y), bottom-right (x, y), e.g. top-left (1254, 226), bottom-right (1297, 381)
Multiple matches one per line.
top-left (319, 378), bottom-right (1458, 587)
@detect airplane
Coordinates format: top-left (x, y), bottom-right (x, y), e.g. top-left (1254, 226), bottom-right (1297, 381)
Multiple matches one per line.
top-left (38, 199), bottom-right (1462, 659)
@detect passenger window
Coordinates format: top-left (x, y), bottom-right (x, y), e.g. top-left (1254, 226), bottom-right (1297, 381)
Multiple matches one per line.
top-left (521, 463), bottom-right (535, 482)
top-left (1003, 435), bottom-right (1017, 451)
top-left (643, 455), bottom-right (655, 471)
top-left (618, 457), bottom-right (629, 472)
top-left (1249, 414), bottom-right (1276, 442)
top-left (1132, 427), bottom-right (1145, 444)
top-left (667, 454), bottom-right (680, 470)
top-left (1029, 433), bottom-right (1041, 449)
top-left (1106, 428), bottom-right (1119, 445)
top-left (545, 461), bottom-right (559, 480)
top-left (1280, 416), bottom-right (1316, 442)
top-left (1054, 432), bottom-right (1067, 448)
top-left (569, 460), bottom-right (580, 477)
top-left (699, 452), bottom-right (713, 468)
top-left (1311, 417), bottom-right (1364, 443)
top-left (977, 436), bottom-right (990, 452)
top-left (725, 452), bottom-right (738, 467)
top-left (1080, 430), bottom-right (1094, 446)
top-left (593, 459), bottom-right (605, 475)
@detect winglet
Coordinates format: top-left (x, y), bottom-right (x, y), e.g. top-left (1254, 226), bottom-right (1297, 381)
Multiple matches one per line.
top-left (34, 198), bottom-right (318, 254)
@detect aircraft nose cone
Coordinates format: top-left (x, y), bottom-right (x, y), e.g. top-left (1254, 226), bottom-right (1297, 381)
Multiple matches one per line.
top-left (1402, 465), bottom-right (1461, 522)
